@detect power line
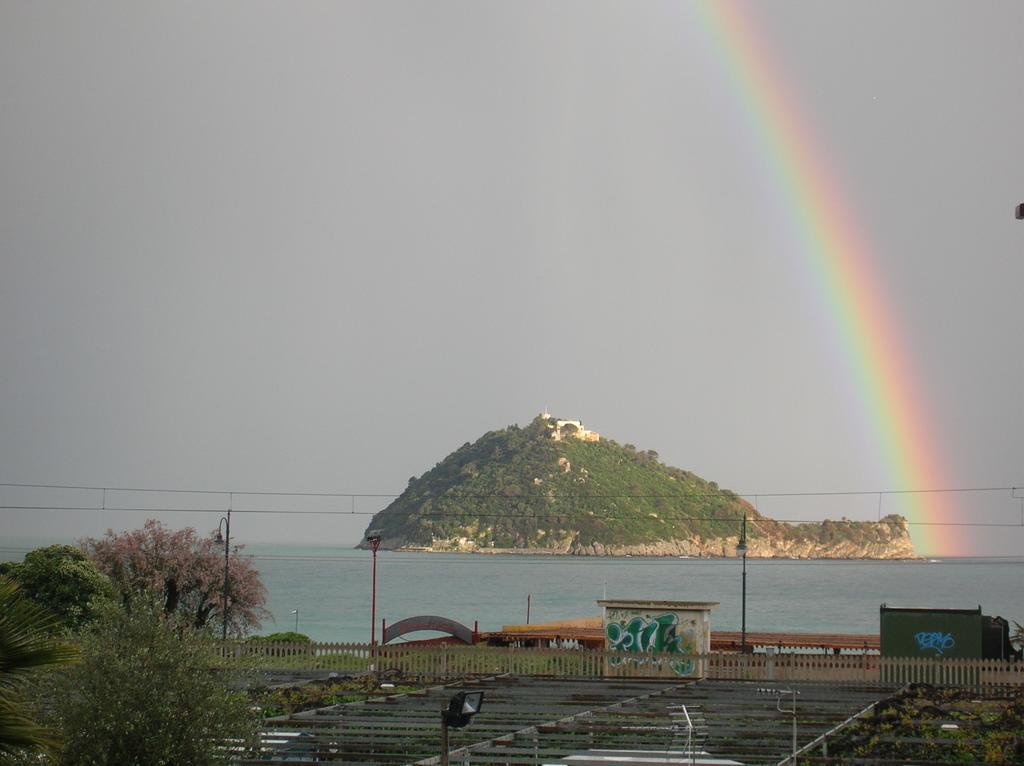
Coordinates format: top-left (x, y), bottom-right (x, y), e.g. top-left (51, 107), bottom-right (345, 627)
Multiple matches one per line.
top-left (1, 504), bottom-right (1023, 528)
top-left (0, 482), bottom-right (397, 498)
top-left (0, 505), bottom-right (362, 514)
top-left (0, 481), bottom-right (1018, 499)
top-left (2, 482), bottom-right (1021, 529)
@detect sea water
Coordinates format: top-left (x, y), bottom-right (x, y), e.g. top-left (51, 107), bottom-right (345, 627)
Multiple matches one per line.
top-left (247, 545), bottom-right (1023, 643)
top-left (2, 539), bottom-right (1019, 642)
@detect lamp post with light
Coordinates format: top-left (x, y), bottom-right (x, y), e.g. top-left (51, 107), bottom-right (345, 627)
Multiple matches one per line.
top-left (214, 509), bottom-right (231, 641)
top-left (440, 691), bottom-right (484, 766)
top-left (738, 513), bottom-right (748, 653)
top-left (365, 530), bottom-right (382, 646)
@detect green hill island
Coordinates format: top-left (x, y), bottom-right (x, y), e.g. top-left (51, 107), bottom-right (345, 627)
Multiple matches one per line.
top-left (359, 414), bottom-right (918, 559)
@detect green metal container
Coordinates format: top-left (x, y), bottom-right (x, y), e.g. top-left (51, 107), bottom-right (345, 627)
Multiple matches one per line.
top-left (880, 605), bottom-right (983, 659)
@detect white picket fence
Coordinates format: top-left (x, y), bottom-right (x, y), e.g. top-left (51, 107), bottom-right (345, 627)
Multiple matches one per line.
top-left (222, 641), bottom-right (1024, 687)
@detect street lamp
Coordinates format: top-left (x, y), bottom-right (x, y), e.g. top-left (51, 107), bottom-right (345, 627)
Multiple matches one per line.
top-left (214, 509), bottom-right (231, 641)
top-left (365, 530), bottom-right (382, 646)
top-left (440, 691), bottom-right (484, 766)
top-left (291, 609), bottom-right (299, 633)
top-left (737, 513), bottom-right (748, 653)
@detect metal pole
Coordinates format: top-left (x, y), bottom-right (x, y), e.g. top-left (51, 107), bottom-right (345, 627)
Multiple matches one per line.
top-left (740, 513), bottom-right (747, 653)
top-left (792, 694), bottom-right (798, 766)
top-left (440, 714), bottom-right (450, 766)
top-left (293, 609), bottom-right (299, 633)
top-left (780, 690), bottom-right (797, 766)
top-left (370, 538), bottom-right (380, 645)
top-left (741, 549), bottom-right (747, 650)
top-left (221, 507), bottom-right (231, 642)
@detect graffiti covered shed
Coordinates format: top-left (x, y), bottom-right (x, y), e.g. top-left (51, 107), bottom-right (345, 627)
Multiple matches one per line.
top-left (598, 600), bottom-right (718, 678)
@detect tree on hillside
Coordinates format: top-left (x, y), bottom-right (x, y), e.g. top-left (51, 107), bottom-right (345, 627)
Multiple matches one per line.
top-left (48, 598), bottom-right (259, 765)
top-left (82, 520), bottom-right (268, 637)
top-left (0, 577), bottom-right (79, 760)
top-left (0, 545), bottom-right (115, 632)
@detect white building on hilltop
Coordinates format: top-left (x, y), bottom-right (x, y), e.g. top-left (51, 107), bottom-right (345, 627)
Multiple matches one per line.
top-left (540, 412), bottom-right (600, 442)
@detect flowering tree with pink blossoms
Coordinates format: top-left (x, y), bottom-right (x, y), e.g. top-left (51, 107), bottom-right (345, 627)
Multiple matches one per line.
top-left (82, 519), bottom-right (268, 637)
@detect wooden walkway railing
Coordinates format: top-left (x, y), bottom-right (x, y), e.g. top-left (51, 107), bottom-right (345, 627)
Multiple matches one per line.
top-left (221, 640), bottom-right (1024, 687)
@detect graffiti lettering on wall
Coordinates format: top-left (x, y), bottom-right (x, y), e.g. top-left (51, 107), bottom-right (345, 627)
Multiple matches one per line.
top-left (914, 631), bottom-right (956, 655)
top-left (606, 613), bottom-right (695, 675)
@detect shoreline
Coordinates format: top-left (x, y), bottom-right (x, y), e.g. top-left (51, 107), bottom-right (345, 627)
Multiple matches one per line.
top-left (361, 545), bottom-right (924, 561)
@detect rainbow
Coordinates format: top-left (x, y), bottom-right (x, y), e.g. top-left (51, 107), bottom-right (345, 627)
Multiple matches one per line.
top-left (694, 1), bottom-right (954, 555)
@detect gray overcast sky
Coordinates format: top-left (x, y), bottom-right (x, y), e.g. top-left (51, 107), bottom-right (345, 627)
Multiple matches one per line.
top-left (1, 1), bottom-right (1022, 556)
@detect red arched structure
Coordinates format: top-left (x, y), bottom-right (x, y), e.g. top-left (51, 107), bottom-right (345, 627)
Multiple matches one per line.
top-left (382, 615), bottom-right (475, 645)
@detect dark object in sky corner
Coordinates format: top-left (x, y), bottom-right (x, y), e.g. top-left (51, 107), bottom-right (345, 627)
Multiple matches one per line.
top-left (1016, 202), bottom-right (1024, 219)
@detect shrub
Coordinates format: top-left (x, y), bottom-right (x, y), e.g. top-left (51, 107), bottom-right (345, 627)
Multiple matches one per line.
top-left (48, 598), bottom-right (259, 765)
top-left (250, 631), bottom-right (311, 643)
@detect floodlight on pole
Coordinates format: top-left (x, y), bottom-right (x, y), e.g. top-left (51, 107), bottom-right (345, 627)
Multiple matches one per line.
top-left (440, 691), bottom-right (485, 766)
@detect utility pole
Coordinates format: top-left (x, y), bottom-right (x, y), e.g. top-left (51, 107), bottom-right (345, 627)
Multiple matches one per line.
top-left (738, 514), bottom-right (748, 653)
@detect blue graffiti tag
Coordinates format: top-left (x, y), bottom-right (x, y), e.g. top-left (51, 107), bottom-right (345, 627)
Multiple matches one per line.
top-left (914, 631), bottom-right (955, 655)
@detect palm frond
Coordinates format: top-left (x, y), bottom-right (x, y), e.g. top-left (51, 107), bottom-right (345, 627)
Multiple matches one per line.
top-left (0, 576), bottom-right (78, 756)
top-left (0, 578), bottom-right (78, 693)
top-left (0, 699), bottom-right (59, 757)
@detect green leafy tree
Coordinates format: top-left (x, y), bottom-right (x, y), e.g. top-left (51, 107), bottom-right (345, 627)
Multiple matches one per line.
top-left (0, 546), bottom-right (115, 632)
top-left (0, 577), bottom-right (79, 760)
top-left (48, 598), bottom-right (259, 766)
